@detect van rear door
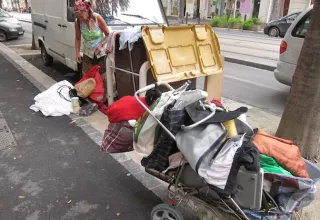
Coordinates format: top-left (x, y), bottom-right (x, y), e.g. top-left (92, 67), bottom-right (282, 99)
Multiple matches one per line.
top-left (44, 0), bottom-right (65, 63)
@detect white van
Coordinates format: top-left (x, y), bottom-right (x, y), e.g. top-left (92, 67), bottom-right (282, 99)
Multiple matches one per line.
top-left (31, 0), bottom-right (168, 71)
top-left (274, 5), bottom-right (312, 86)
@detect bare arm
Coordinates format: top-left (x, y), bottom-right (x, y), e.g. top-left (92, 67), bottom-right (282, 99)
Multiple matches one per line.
top-left (75, 19), bottom-right (81, 55)
top-left (96, 14), bottom-right (110, 47)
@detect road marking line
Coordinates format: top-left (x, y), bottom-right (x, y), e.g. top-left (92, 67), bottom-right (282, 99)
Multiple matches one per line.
top-left (224, 75), bottom-right (286, 92)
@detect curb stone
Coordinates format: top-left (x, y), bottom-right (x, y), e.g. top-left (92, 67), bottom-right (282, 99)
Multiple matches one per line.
top-left (224, 57), bottom-right (276, 72)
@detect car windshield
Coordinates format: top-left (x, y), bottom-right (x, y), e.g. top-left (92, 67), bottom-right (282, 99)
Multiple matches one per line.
top-left (284, 12), bottom-right (301, 20)
top-left (0, 9), bottom-right (11, 18)
top-left (92, 0), bottom-right (166, 26)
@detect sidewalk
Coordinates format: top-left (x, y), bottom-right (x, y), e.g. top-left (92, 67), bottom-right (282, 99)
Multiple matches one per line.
top-left (0, 52), bottom-right (162, 219)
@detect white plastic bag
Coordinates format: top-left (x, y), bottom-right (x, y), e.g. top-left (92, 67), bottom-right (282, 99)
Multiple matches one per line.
top-left (119, 27), bottom-right (142, 51)
top-left (30, 80), bottom-right (73, 117)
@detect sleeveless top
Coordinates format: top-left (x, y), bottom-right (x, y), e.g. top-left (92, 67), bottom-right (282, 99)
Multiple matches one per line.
top-left (79, 17), bottom-right (108, 59)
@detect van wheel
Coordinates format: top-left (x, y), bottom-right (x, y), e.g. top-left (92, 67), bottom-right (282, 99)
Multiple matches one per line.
top-left (268, 27), bottom-right (279, 37)
top-left (40, 44), bottom-right (53, 66)
top-left (0, 30), bottom-right (7, 42)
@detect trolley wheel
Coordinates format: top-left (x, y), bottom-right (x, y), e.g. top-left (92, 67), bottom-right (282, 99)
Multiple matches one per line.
top-left (151, 204), bottom-right (184, 220)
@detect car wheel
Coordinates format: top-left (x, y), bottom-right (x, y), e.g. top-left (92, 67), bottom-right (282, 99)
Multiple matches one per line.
top-left (268, 27), bottom-right (279, 37)
top-left (40, 44), bottom-right (53, 66)
top-left (0, 30), bottom-right (8, 42)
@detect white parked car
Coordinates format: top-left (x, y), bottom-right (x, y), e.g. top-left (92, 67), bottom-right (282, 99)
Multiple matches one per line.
top-left (274, 6), bottom-right (312, 86)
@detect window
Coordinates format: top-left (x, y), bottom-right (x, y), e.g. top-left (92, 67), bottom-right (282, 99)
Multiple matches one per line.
top-left (292, 12), bottom-right (311, 38)
top-left (67, 0), bottom-right (76, 22)
top-left (286, 13), bottom-right (299, 21)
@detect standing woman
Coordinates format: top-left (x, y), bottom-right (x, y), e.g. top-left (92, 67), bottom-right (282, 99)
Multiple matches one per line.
top-left (74, 0), bottom-right (110, 101)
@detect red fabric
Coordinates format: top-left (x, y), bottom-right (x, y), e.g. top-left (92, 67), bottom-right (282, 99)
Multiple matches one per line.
top-left (76, 65), bottom-right (104, 106)
top-left (106, 96), bottom-right (147, 123)
top-left (211, 99), bottom-right (224, 108)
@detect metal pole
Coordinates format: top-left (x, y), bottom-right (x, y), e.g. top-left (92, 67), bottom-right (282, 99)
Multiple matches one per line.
top-left (128, 42), bottom-right (136, 92)
top-left (220, 0), bottom-right (225, 16)
top-left (186, 12), bottom-right (188, 24)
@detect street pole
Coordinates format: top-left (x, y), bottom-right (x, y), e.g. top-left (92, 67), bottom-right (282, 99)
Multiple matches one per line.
top-left (220, 0), bottom-right (225, 16)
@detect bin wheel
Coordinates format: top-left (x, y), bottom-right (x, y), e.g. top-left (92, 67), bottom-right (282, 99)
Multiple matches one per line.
top-left (151, 204), bottom-right (184, 220)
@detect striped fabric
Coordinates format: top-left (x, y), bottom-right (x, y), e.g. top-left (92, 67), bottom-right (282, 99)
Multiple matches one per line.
top-left (100, 122), bottom-right (133, 153)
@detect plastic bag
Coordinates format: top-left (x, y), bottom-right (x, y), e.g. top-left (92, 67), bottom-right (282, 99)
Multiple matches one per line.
top-left (75, 65), bottom-right (104, 105)
top-left (119, 27), bottom-right (142, 51)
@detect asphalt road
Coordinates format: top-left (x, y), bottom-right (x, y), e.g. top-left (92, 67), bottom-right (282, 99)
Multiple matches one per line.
top-left (3, 21), bottom-right (32, 46)
top-left (223, 62), bottom-right (289, 116)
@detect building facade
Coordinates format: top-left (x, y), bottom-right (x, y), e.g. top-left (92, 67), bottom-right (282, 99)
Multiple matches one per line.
top-left (162, 0), bottom-right (222, 19)
top-left (162, 0), bottom-right (313, 23)
top-left (288, 0), bottom-right (311, 14)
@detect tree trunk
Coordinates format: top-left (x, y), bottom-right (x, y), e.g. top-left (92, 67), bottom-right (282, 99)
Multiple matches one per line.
top-left (226, 0), bottom-right (234, 19)
top-left (276, 0), bottom-right (320, 160)
top-left (0, 0), bottom-right (3, 9)
top-left (24, 0), bottom-right (28, 10)
top-left (269, 0), bottom-right (284, 21)
top-left (177, 0), bottom-right (185, 24)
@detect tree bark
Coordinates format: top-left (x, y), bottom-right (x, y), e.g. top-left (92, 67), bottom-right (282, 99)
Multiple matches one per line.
top-left (177, 0), bottom-right (185, 24)
top-left (226, 0), bottom-right (234, 19)
top-left (24, 0), bottom-right (28, 10)
top-left (269, 0), bottom-right (284, 21)
top-left (276, 0), bottom-right (320, 160)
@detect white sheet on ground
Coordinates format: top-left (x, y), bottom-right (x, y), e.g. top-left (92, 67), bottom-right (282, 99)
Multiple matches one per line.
top-left (30, 80), bottom-right (74, 117)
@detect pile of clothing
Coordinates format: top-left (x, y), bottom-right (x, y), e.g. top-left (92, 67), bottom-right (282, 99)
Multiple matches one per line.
top-left (100, 81), bottom-right (319, 219)
top-left (100, 88), bottom-right (161, 153)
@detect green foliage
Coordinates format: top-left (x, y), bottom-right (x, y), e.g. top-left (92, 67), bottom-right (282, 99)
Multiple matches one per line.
top-left (210, 16), bottom-right (221, 27)
top-left (219, 15), bottom-right (228, 27)
top-left (227, 17), bottom-right (241, 25)
top-left (210, 15), bottom-right (229, 27)
top-left (252, 17), bottom-right (261, 25)
top-left (241, 19), bottom-right (253, 30)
